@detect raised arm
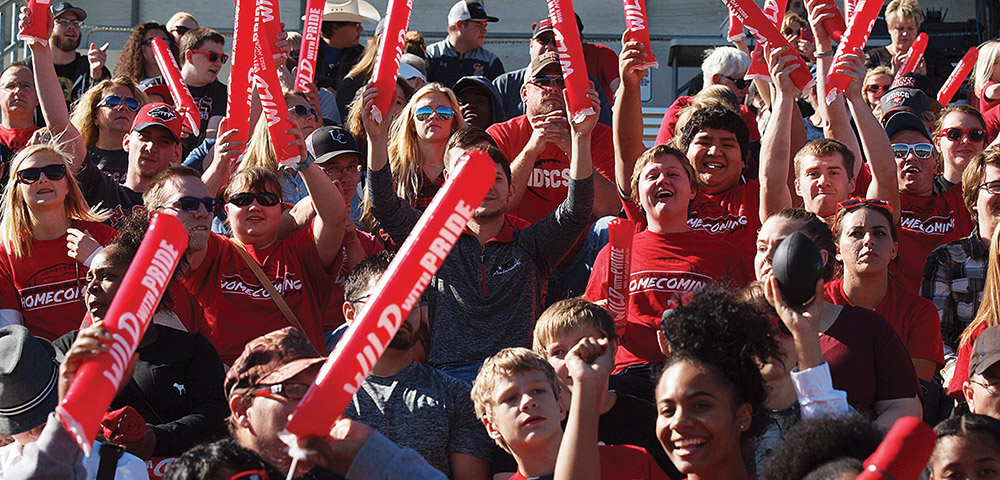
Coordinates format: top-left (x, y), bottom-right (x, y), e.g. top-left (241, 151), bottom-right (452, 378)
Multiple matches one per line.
top-left (201, 128), bottom-right (244, 196)
top-left (294, 134), bottom-right (347, 269)
top-left (614, 35), bottom-right (651, 197)
top-left (759, 45), bottom-right (800, 222)
top-left (507, 110), bottom-right (571, 211)
top-left (555, 337), bottom-right (614, 480)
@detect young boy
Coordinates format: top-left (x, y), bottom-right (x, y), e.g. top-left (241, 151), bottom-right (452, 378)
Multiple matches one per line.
top-left (532, 298), bottom-right (679, 477)
top-left (471, 346), bottom-right (668, 480)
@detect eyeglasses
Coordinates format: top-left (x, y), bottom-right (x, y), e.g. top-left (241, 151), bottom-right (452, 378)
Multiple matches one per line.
top-left (725, 75), bottom-right (749, 89)
top-left (347, 292), bottom-right (372, 304)
top-left (865, 83), bottom-right (891, 94)
top-left (98, 95), bottom-right (140, 112)
top-left (54, 18), bottom-right (83, 28)
top-left (252, 382), bottom-right (310, 400)
top-left (414, 106), bottom-right (455, 121)
top-left (190, 50), bottom-right (230, 64)
top-left (891, 142), bottom-right (934, 159)
top-left (528, 76), bottom-right (566, 89)
top-left (939, 127), bottom-right (986, 143)
top-left (533, 35), bottom-right (557, 47)
top-left (288, 104), bottom-right (317, 119)
top-left (228, 470), bottom-right (269, 480)
top-left (980, 180), bottom-right (1000, 195)
top-left (834, 198), bottom-right (893, 227)
top-left (320, 161), bottom-right (361, 176)
top-left (227, 192), bottom-right (281, 207)
top-left (171, 26), bottom-right (191, 36)
top-left (16, 164), bottom-right (66, 184)
top-left (171, 196), bottom-right (222, 214)
top-left (970, 379), bottom-right (1000, 396)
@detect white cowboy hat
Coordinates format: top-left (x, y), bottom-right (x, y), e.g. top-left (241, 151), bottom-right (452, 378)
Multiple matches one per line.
top-left (322, 0), bottom-right (380, 24)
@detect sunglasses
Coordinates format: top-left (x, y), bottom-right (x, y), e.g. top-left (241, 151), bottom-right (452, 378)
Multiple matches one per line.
top-left (414, 106), bottom-right (455, 121)
top-left (98, 95), bottom-right (140, 112)
top-left (252, 382), bottom-right (310, 400)
top-left (782, 27), bottom-right (802, 36)
top-left (288, 104), bottom-right (317, 119)
top-left (770, 317), bottom-right (792, 338)
top-left (191, 49), bottom-right (229, 64)
top-left (529, 76), bottom-right (566, 89)
top-left (980, 180), bottom-right (1000, 195)
top-left (939, 127), bottom-right (986, 143)
top-left (533, 35), bottom-right (557, 47)
top-left (228, 470), bottom-right (268, 480)
top-left (228, 192), bottom-right (281, 207)
top-left (172, 196), bottom-right (222, 214)
top-left (54, 18), bottom-right (83, 28)
top-left (865, 83), bottom-right (891, 94)
top-left (725, 75), bottom-right (749, 89)
top-left (171, 26), bottom-right (191, 36)
top-left (16, 164), bottom-right (66, 184)
top-left (834, 198), bottom-right (893, 227)
top-left (892, 142), bottom-right (934, 159)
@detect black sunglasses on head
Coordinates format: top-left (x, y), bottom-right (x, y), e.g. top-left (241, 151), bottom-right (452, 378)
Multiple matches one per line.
top-left (16, 164), bottom-right (66, 184)
top-left (228, 192), bottom-right (281, 207)
top-left (173, 196), bottom-right (222, 213)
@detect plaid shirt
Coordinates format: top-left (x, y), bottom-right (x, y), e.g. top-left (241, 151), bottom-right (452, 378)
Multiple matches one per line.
top-left (921, 227), bottom-right (989, 353)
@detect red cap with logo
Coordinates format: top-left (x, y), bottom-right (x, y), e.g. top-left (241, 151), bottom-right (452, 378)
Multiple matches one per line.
top-left (131, 102), bottom-right (183, 143)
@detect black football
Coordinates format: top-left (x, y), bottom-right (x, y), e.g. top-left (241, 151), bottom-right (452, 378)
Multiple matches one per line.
top-left (772, 231), bottom-right (824, 306)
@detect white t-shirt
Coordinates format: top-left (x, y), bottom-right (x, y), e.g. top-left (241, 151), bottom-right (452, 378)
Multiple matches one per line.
top-left (0, 439), bottom-right (149, 479)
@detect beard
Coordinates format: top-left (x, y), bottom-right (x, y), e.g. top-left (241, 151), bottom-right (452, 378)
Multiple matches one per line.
top-left (52, 34), bottom-right (81, 52)
top-left (387, 323), bottom-right (419, 350)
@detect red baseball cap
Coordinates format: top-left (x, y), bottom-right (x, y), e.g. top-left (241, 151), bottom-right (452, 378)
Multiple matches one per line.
top-left (131, 102), bottom-right (183, 143)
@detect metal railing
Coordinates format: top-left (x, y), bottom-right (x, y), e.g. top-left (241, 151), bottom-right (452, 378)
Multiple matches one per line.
top-left (0, 0), bottom-right (27, 67)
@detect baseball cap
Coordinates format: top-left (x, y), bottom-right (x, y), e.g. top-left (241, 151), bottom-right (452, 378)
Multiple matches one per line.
top-left (51, 1), bottom-right (86, 20)
top-left (531, 18), bottom-right (553, 39)
top-left (525, 52), bottom-right (561, 83)
top-left (880, 87), bottom-right (931, 122)
top-left (131, 103), bottom-right (183, 143)
top-left (884, 111), bottom-right (931, 141)
top-left (448, 0), bottom-right (498, 25)
top-left (891, 72), bottom-right (935, 97)
top-left (307, 126), bottom-right (360, 165)
top-left (224, 327), bottom-right (325, 398)
top-left (971, 325), bottom-right (1000, 378)
top-left (141, 83), bottom-right (173, 105)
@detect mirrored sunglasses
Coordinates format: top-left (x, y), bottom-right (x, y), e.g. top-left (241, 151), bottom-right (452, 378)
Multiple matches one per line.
top-left (98, 95), bottom-right (140, 111)
top-left (414, 106), bottom-right (455, 121)
top-left (891, 143), bottom-right (934, 159)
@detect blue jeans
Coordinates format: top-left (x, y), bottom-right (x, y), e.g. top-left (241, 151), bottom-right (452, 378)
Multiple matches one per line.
top-left (436, 363), bottom-right (483, 385)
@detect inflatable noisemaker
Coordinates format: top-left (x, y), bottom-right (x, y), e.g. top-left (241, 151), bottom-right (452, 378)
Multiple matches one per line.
top-left (744, 0), bottom-right (785, 82)
top-left (546, 0), bottom-right (594, 122)
top-left (855, 416), bottom-right (936, 480)
top-left (897, 32), bottom-right (928, 76)
top-left (722, 0), bottom-right (814, 92)
top-left (368, 0), bottom-right (414, 124)
top-left (150, 37), bottom-right (201, 137)
top-left (845, 0), bottom-right (856, 22)
top-left (56, 213), bottom-right (188, 455)
top-left (606, 219), bottom-right (635, 333)
top-left (294, 0), bottom-right (325, 91)
top-left (224, 0), bottom-right (257, 147)
top-left (815, 0), bottom-right (847, 43)
top-left (937, 46), bottom-right (978, 105)
top-left (622, 0), bottom-right (657, 71)
top-left (253, 2), bottom-right (301, 167)
top-left (256, 0), bottom-right (284, 61)
top-left (824, 0), bottom-right (882, 104)
top-left (17, 0), bottom-right (50, 46)
top-left (283, 150), bottom-right (495, 439)
top-left (727, 9), bottom-right (745, 41)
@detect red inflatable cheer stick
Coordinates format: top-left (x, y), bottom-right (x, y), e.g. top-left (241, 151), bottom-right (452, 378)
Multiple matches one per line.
top-left (284, 151), bottom-right (495, 439)
top-left (253, 0), bottom-right (302, 167)
top-left (855, 416), bottom-right (936, 480)
top-left (622, 0), bottom-right (657, 71)
top-left (17, 0), bottom-right (50, 46)
top-left (256, 0), bottom-right (284, 60)
top-left (151, 37), bottom-right (201, 137)
top-left (824, 0), bottom-right (882, 104)
top-left (723, 0), bottom-right (814, 92)
top-left (728, 9), bottom-right (745, 42)
top-left (223, 0), bottom-right (257, 148)
top-left (294, 0), bottom-right (325, 91)
top-left (937, 46), bottom-right (978, 106)
top-left (815, 0), bottom-right (847, 43)
top-left (897, 32), bottom-right (928, 76)
top-left (546, 0), bottom-right (594, 122)
top-left (745, 0), bottom-right (785, 82)
top-left (368, 0), bottom-right (413, 124)
top-left (606, 219), bottom-right (635, 334)
top-left (56, 213), bottom-right (188, 455)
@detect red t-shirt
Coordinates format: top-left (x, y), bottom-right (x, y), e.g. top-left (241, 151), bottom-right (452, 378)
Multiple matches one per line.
top-left (582, 42), bottom-right (620, 100)
top-left (948, 322), bottom-right (987, 399)
top-left (824, 279), bottom-right (944, 365)
top-left (895, 185), bottom-right (974, 295)
top-left (487, 115), bottom-right (616, 225)
top-left (585, 229), bottom-right (752, 372)
top-left (180, 224), bottom-right (338, 363)
top-left (321, 230), bottom-right (383, 331)
top-left (980, 82), bottom-right (1000, 142)
top-left (508, 444), bottom-right (669, 480)
top-left (0, 220), bottom-right (117, 340)
top-left (654, 96), bottom-right (761, 145)
top-left (0, 125), bottom-right (39, 152)
top-left (686, 180), bottom-right (761, 264)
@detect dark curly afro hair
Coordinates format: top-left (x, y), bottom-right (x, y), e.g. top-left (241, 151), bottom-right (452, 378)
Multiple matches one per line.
top-left (759, 414), bottom-right (882, 480)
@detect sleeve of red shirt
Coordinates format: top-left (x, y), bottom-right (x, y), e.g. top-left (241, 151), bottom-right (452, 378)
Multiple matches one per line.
top-left (584, 244), bottom-right (611, 303)
top-left (872, 313), bottom-right (921, 401)
top-left (0, 252), bottom-right (20, 313)
top-left (487, 120), bottom-right (518, 165)
top-left (906, 298), bottom-right (945, 365)
top-left (87, 222), bottom-right (118, 246)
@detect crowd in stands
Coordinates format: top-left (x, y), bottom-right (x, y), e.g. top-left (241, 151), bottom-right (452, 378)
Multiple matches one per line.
top-left (2, 0), bottom-right (1000, 478)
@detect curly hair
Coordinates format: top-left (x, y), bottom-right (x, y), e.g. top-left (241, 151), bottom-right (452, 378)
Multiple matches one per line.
top-left (165, 438), bottom-right (275, 480)
top-left (759, 414), bottom-right (882, 480)
top-left (113, 22), bottom-right (177, 83)
top-left (658, 284), bottom-right (778, 441)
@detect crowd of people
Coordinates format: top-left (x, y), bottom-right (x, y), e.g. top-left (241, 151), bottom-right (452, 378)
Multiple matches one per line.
top-left (1, 0), bottom-right (1000, 478)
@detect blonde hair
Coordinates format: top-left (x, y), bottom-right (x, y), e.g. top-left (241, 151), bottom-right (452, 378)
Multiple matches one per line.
top-left (961, 225), bottom-right (1000, 349)
top-left (70, 77), bottom-right (149, 147)
top-left (0, 143), bottom-right (108, 258)
top-left (885, 0), bottom-right (924, 29)
top-left (166, 12), bottom-right (197, 32)
top-left (532, 297), bottom-right (618, 357)
top-left (471, 348), bottom-right (561, 453)
top-left (238, 90), bottom-right (309, 175)
top-left (286, 31), bottom-right (302, 51)
top-left (675, 85), bottom-right (740, 138)
top-left (974, 41), bottom-right (1000, 98)
top-left (345, 34), bottom-right (382, 82)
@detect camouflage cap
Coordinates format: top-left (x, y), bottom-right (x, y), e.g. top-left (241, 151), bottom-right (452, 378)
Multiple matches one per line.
top-left (224, 327), bottom-right (324, 398)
